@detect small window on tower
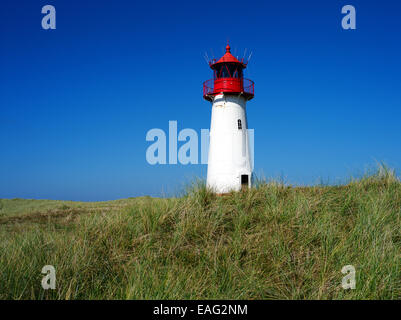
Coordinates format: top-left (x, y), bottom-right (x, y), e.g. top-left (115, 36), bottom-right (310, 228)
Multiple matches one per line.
top-left (237, 119), bottom-right (242, 130)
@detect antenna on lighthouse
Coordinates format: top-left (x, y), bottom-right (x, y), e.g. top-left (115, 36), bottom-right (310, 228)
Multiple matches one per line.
top-left (247, 51), bottom-right (253, 63)
top-left (204, 52), bottom-right (210, 65)
top-left (224, 38), bottom-right (229, 55)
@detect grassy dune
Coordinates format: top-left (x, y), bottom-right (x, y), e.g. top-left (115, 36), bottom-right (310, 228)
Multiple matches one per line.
top-left (0, 168), bottom-right (400, 299)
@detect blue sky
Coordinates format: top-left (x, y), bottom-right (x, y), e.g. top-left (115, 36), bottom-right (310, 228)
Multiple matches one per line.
top-left (1, 0), bottom-right (400, 201)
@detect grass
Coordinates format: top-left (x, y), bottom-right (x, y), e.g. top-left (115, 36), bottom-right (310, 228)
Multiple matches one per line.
top-left (0, 166), bottom-right (400, 299)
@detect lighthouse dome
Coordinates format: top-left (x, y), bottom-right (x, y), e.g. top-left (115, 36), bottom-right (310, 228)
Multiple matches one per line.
top-left (210, 44), bottom-right (246, 67)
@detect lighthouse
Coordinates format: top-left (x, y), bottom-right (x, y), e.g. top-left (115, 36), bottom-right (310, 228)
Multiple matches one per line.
top-left (203, 44), bottom-right (254, 193)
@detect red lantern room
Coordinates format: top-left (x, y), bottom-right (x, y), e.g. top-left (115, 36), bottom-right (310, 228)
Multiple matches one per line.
top-left (203, 44), bottom-right (254, 102)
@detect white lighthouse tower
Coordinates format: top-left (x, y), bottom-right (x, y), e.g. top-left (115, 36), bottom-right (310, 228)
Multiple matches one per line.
top-left (203, 44), bottom-right (254, 193)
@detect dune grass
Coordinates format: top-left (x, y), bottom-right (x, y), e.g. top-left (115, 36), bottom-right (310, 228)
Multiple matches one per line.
top-left (0, 167), bottom-right (400, 299)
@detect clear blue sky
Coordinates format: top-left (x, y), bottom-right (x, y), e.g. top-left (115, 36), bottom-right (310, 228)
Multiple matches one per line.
top-left (1, 0), bottom-right (400, 201)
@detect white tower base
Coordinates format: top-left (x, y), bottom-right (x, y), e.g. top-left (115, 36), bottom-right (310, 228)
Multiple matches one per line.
top-left (207, 94), bottom-right (252, 193)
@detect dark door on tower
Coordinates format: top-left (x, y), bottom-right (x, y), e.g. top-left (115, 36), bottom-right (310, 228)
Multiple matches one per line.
top-left (241, 175), bottom-right (249, 190)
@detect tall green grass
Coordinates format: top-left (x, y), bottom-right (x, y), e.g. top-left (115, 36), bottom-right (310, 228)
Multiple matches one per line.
top-left (0, 167), bottom-right (400, 299)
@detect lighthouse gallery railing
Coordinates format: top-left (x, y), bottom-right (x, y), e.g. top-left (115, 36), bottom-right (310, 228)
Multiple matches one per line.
top-left (203, 78), bottom-right (254, 97)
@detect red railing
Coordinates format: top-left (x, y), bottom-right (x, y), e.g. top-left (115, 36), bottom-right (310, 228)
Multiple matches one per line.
top-left (203, 78), bottom-right (254, 99)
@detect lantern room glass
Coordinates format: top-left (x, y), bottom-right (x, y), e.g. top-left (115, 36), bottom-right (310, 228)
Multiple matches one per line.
top-left (214, 63), bottom-right (243, 79)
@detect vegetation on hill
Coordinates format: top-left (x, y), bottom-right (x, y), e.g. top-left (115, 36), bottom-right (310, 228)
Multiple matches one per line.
top-left (0, 167), bottom-right (400, 299)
